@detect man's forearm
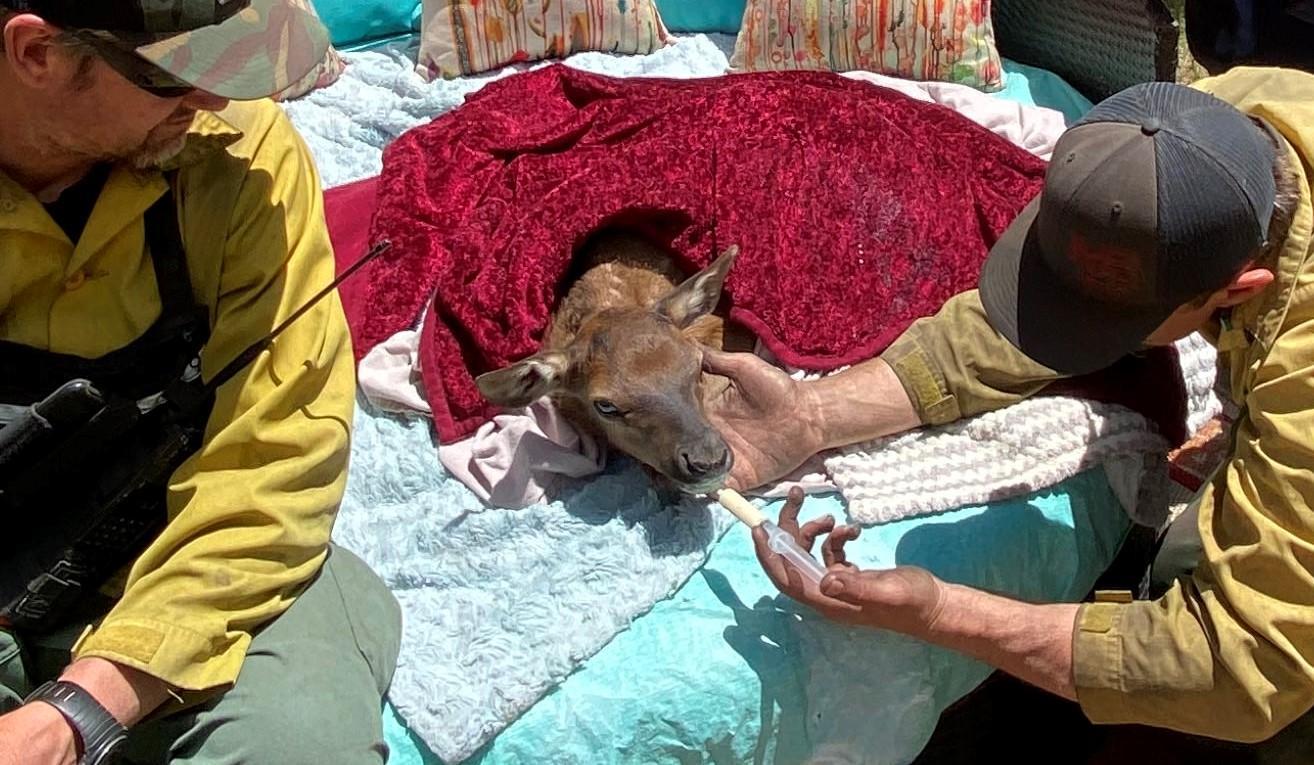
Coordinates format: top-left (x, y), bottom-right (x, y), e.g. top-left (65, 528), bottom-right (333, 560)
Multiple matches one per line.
top-left (918, 583), bottom-right (1081, 701)
top-left (800, 358), bottom-right (923, 450)
top-left (59, 658), bottom-right (172, 726)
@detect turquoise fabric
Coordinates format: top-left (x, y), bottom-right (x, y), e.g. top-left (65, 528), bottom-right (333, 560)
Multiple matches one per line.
top-left (999, 58), bottom-right (1095, 125)
top-left (656, 0), bottom-right (746, 34)
top-left (384, 469), bottom-right (1130, 764)
top-left (316, 0), bottom-right (422, 49)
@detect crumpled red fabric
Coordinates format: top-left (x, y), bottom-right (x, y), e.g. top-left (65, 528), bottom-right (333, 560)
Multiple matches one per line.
top-left (362, 65), bottom-right (1171, 445)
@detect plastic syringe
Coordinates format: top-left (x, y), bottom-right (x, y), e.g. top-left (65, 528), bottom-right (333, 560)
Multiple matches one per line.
top-left (715, 488), bottom-right (829, 586)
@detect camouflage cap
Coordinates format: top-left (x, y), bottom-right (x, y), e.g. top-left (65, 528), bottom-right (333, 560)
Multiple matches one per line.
top-left (1, 0), bottom-right (329, 100)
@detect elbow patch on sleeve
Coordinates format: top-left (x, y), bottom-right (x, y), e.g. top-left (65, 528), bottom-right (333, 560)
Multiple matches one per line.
top-left (884, 338), bottom-right (960, 425)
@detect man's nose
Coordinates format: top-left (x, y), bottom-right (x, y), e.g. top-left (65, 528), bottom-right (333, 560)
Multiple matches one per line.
top-left (182, 90), bottom-right (230, 113)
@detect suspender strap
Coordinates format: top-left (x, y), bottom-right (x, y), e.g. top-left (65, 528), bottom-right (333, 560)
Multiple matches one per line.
top-left (144, 182), bottom-right (196, 322)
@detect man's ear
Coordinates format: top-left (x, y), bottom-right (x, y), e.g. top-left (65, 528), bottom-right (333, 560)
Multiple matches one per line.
top-left (1220, 268), bottom-right (1275, 307)
top-left (475, 351), bottom-right (568, 408)
top-left (3, 14), bottom-right (66, 87)
top-left (654, 245), bottom-right (739, 329)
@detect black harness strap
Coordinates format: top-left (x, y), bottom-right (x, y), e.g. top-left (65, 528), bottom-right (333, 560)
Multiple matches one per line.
top-left (145, 184), bottom-right (202, 331)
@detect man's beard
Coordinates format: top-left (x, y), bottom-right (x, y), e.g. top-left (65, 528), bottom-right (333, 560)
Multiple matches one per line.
top-left (50, 122), bottom-right (191, 171)
top-left (129, 130), bottom-right (190, 170)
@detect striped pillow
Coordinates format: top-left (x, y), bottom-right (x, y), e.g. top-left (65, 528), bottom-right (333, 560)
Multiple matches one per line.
top-left (417, 0), bottom-right (671, 79)
top-left (730, 0), bottom-right (1004, 91)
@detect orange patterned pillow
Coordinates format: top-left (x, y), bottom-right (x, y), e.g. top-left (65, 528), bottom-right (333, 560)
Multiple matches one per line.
top-left (417, 0), bottom-right (671, 80)
top-left (730, 0), bottom-right (1003, 91)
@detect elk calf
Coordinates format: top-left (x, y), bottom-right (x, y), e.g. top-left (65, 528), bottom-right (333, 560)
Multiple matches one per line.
top-left (476, 230), bottom-right (743, 494)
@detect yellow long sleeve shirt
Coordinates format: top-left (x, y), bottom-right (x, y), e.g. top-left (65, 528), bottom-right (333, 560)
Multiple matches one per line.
top-left (0, 99), bottom-right (355, 693)
top-left (879, 66), bottom-right (1314, 742)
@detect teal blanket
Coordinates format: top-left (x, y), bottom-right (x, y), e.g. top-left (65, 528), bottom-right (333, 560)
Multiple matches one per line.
top-left (386, 470), bottom-right (1128, 764)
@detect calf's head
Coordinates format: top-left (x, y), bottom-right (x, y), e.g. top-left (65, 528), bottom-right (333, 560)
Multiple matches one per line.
top-left (476, 247), bottom-right (738, 494)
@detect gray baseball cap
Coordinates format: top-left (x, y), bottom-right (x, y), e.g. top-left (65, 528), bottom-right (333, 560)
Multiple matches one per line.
top-left (979, 82), bottom-right (1278, 375)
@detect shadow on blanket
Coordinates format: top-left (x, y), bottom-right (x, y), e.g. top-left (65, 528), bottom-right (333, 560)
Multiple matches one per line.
top-left (705, 568), bottom-right (813, 765)
top-left (894, 499), bottom-right (1117, 597)
top-left (557, 456), bottom-right (719, 556)
top-left (702, 494), bottom-right (1112, 764)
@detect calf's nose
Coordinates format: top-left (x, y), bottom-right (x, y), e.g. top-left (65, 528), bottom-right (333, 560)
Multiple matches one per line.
top-left (680, 446), bottom-right (731, 479)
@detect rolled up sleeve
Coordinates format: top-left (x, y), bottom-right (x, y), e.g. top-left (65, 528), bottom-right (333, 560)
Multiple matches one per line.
top-left (1073, 308), bottom-right (1314, 742)
top-left (72, 110), bottom-right (356, 693)
top-left (880, 289), bottom-right (1063, 425)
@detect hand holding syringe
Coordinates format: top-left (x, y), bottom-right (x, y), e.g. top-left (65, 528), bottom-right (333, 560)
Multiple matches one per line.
top-left (713, 488), bottom-right (830, 586)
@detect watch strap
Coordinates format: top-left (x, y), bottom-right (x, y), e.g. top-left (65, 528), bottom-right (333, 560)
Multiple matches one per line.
top-left (24, 680), bottom-right (127, 765)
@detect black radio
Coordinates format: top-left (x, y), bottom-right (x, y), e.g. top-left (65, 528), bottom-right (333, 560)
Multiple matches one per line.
top-left (0, 378), bottom-right (208, 632)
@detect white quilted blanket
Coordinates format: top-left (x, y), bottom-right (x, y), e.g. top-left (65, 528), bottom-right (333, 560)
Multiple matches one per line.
top-left (768, 331), bottom-right (1221, 527)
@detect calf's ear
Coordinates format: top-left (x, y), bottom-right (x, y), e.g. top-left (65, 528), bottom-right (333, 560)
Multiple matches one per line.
top-left (655, 245), bottom-right (739, 329)
top-left (476, 351), bottom-right (569, 408)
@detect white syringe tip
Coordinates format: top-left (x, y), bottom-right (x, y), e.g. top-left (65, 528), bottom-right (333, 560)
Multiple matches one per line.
top-left (714, 488), bottom-right (767, 527)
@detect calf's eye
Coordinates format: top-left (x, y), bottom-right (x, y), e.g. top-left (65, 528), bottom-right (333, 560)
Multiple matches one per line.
top-left (593, 399), bottom-right (622, 417)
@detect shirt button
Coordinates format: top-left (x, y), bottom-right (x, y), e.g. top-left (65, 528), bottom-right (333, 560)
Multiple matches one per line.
top-left (64, 270), bottom-right (87, 290)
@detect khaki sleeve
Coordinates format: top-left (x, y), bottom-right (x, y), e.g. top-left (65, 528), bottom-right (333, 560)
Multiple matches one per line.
top-left (1073, 308), bottom-right (1314, 742)
top-left (879, 289), bottom-right (1064, 425)
top-left (72, 109), bottom-right (356, 693)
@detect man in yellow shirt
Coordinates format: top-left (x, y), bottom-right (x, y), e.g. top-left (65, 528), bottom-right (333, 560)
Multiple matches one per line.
top-left (0, 1), bottom-right (400, 763)
top-left (706, 67), bottom-right (1314, 752)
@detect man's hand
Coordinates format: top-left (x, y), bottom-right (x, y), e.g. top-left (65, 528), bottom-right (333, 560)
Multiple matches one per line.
top-left (703, 349), bottom-right (922, 492)
top-left (751, 488), bottom-right (1081, 702)
top-left (751, 487), bottom-right (947, 635)
top-left (702, 350), bottom-right (827, 491)
top-left (0, 701), bottom-right (78, 765)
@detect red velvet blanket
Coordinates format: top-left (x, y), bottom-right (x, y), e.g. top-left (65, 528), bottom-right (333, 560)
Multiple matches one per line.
top-left (358, 65), bottom-right (1181, 446)
top-left (324, 175), bottom-right (379, 352)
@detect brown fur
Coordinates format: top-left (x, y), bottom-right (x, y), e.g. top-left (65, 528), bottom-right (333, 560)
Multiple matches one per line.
top-left (547, 234), bottom-right (742, 351)
top-left (476, 229), bottom-right (748, 492)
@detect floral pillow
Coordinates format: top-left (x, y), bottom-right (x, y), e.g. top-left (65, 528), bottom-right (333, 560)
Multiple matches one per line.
top-left (730, 0), bottom-right (1004, 91)
top-left (417, 0), bottom-right (671, 80)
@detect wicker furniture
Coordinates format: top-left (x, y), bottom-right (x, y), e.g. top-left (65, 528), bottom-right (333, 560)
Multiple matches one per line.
top-left (993, 0), bottom-right (1195, 101)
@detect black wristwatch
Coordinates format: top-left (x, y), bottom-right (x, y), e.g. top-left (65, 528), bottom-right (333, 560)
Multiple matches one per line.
top-left (24, 680), bottom-right (128, 765)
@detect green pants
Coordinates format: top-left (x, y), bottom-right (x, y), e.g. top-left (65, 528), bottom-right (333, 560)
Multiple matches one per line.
top-left (1, 544), bottom-right (402, 765)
